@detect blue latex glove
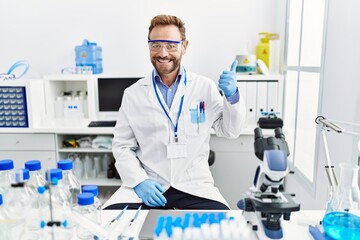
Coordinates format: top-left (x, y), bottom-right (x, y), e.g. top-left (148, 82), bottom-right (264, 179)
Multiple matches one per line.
top-left (218, 60), bottom-right (238, 97)
top-left (133, 179), bottom-right (167, 207)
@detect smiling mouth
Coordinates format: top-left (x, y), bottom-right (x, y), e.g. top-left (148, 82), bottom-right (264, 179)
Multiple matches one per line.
top-left (157, 58), bottom-right (171, 63)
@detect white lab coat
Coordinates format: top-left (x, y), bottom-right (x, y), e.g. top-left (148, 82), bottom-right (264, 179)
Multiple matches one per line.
top-left (103, 70), bottom-right (246, 209)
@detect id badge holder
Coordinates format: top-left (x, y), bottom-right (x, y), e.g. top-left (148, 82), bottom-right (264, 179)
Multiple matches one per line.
top-left (167, 141), bottom-right (187, 159)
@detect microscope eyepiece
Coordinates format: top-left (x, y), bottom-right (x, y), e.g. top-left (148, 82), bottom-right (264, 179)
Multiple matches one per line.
top-left (274, 127), bottom-right (285, 140)
top-left (254, 127), bottom-right (263, 140)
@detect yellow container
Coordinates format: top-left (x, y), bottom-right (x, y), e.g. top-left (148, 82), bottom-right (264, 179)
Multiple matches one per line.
top-left (256, 32), bottom-right (270, 68)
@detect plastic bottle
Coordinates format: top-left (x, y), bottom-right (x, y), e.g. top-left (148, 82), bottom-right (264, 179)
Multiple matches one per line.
top-left (256, 32), bottom-right (270, 68)
top-left (269, 33), bottom-right (281, 74)
top-left (37, 186), bottom-right (73, 240)
top-left (57, 159), bottom-right (81, 207)
top-left (3, 169), bottom-right (31, 221)
top-left (236, 42), bottom-right (257, 75)
top-left (44, 169), bottom-right (72, 224)
top-left (0, 194), bottom-right (10, 239)
top-left (93, 156), bottom-right (101, 177)
top-left (73, 155), bottom-right (84, 179)
top-left (101, 153), bottom-right (111, 172)
top-left (54, 95), bottom-right (64, 118)
top-left (0, 159), bottom-right (14, 195)
top-left (76, 192), bottom-right (97, 240)
top-left (63, 94), bottom-right (73, 118)
top-left (82, 185), bottom-right (102, 224)
top-left (23, 162), bottom-right (48, 232)
top-left (24, 160), bottom-right (47, 195)
top-left (83, 154), bottom-right (93, 179)
top-left (21, 168), bottom-right (31, 193)
top-left (81, 185), bottom-right (102, 210)
top-left (75, 39), bottom-right (103, 74)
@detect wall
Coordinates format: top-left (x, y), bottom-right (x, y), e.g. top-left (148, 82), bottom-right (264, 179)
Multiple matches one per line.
top-left (0, 0), bottom-right (283, 81)
top-left (286, 0), bottom-right (360, 210)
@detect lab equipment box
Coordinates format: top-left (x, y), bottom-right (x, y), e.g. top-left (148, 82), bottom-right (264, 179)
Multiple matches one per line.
top-left (0, 79), bottom-right (45, 129)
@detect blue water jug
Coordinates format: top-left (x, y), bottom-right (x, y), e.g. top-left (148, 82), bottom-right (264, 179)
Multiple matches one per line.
top-left (75, 39), bottom-right (103, 74)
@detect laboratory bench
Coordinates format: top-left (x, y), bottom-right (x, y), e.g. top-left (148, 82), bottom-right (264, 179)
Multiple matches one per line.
top-left (9, 209), bottom-right (324, 239)
top-left (97, 209), bottom-right (324, 239)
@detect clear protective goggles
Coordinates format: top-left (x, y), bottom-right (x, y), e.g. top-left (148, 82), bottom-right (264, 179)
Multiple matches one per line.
top-left (148, 40), bottom-right (184, 52)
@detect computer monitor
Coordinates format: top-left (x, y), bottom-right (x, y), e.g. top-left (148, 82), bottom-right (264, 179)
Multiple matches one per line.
top-left (95, 77), bottom-right (142, 120)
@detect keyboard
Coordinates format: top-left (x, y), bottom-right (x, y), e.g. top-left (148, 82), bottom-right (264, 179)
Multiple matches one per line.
top-left (88, 120), bottom-right (117, 127)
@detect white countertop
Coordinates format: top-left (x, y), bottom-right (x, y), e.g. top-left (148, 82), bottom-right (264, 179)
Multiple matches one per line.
top-left (97, 209), bottom-right (324, 240)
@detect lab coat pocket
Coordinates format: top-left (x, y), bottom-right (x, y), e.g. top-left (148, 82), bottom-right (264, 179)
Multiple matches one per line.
top-left (185, 101), bottom-right (207, 137)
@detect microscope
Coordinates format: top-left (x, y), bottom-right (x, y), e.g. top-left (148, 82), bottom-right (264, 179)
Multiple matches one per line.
top-left (238, 127), bottom-right (300, 240)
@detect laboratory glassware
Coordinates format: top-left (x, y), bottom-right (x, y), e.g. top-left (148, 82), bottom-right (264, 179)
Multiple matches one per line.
top-left (323, 162), bottom-right (360, 240)
top-left (72, 154), bottom-right (84, 179)
top-left (57, 159), bottom-right (81, 207)
top-left (76, 192), bottom-right (98, 240)
top-left (0, 159), bottom-right (14, 194)
top-left (82, 185), bottom-right (102, 224)
top-left (83, 154), bottom-right (93, 179)
top-left (44, 169), bottom-right (72, 224)
top-left (24, 160), bottom-right (48, 231)
top-left (3, 169), bottom-right (31, 220)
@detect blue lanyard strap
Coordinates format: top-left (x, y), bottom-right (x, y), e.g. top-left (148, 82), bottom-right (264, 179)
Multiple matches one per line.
top-left (152, 69), bottom-right (187, 141)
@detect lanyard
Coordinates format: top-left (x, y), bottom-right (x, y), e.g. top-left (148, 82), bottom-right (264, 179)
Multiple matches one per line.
top-left (152, 69), bottom-right (187, 142)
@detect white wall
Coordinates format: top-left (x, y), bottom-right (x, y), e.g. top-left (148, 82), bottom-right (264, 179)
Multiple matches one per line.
top-left (0, 0), bottom-right (284, 81)
top-left (286, 0), bottom-right (360, 210)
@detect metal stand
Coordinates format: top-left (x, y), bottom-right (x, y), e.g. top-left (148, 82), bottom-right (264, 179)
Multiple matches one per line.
top-left (315, 115), bottom-right (360, 189)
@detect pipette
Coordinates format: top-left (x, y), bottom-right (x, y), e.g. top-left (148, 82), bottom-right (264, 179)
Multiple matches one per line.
top-left (104, 205), bottom-right (128, 230)
top-left (118, 205), bottom-right (142, 240)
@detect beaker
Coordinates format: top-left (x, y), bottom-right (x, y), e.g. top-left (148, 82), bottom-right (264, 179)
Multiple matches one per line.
top-left (329, 163), bottom-right (360, 212)
top-left (323, 162), bottom-right (360, 240)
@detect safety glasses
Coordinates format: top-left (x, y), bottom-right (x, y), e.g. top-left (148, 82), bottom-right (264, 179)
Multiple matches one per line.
top-left (148, 40), bottom-right (184, 52)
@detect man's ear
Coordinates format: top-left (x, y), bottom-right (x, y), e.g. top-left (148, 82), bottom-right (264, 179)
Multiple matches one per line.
top-left (181, 40), bottom-right (189, 55)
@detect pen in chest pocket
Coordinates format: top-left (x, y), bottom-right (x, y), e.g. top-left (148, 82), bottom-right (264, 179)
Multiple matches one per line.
top-left (197, 103), bottom-right (200, 133)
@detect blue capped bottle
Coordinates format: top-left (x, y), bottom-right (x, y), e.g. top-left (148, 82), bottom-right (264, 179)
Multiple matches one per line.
top-left (57, 159), bottom-right (81, 207)
top-left (24, 160), bottom-right (47, 196)
top-left (75, 39), bottom-right (103, 74)
top-left (44, 169), bottom-right (72, 226)
top-left (76, 192), bottom-right (97, 240)
top-left (24, 160), bottom-right (48, 231)
top-left (3, 169), bottom-right (32, 223)
top-left (0, 159), bottom-right (14, 195)
top-left (82, 185), bottom-right (102, 224)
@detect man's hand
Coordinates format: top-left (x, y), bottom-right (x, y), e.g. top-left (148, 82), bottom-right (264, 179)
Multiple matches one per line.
top-left (133, 179), bottom-right (167, 207)
top-left (218, 60), bottom-right (238, 97)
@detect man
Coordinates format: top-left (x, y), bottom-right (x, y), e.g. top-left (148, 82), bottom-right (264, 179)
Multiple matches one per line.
top-left (104, 14), bottom-right (246, 210)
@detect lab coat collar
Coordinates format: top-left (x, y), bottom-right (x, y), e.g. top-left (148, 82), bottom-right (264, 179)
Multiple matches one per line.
top-left (142, 66), bottom-right (190, 113)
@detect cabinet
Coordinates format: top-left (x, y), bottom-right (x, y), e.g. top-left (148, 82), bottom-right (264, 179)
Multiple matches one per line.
top-left (210, 135), bottom-right (259, 209)
top-left (44, 75), bottom-right (96, 122)
top-left (0, 133), bottom-right (57, 172)
top-left (236, 74), bottom-right (284, 128)
top-left (55, 133), bottom-right (121, 187)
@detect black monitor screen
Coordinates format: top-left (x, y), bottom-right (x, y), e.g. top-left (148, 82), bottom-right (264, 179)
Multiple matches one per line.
top-left (97, 77), bottom-right (141, 112)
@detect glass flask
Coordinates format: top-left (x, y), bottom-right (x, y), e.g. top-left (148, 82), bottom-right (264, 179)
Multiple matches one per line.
top-left (323, 162), bottom-right (360, 240)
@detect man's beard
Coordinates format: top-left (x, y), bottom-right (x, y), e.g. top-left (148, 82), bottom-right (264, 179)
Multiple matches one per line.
top-left (151, 56), bottom-right (181, 76)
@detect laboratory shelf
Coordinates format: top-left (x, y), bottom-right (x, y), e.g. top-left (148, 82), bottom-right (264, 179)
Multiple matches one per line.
top-left (57, 148), bottom-right (112, 153)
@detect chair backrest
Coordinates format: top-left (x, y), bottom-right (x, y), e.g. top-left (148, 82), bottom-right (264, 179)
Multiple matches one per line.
top-left (208, 150), bottom-right (215, 166)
